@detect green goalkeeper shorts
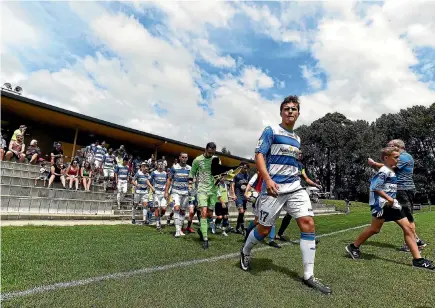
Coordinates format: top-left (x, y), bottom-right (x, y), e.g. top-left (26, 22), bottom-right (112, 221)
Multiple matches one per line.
top-left (197, 193), bottom-right (217, 209)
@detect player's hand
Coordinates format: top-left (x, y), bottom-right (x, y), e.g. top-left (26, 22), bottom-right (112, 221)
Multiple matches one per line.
top-left (222, 202), bottom-right (227, 208)
top-left (386, 198), bottom-right (394, 206)
top-left (316, 184), bottom-right (322, 190)
top-left (391, 199), bottom-right (401, 210)
top-left (244, 193), bottom-right (250, 200)
top-left (368, 158), bottom-right (375, 166)
top-left (164, 192), bottom-right (169, 200)
top-left (266, 179), bottom-right (279, 197)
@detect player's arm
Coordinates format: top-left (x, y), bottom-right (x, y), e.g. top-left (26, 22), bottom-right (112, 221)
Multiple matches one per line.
top-left (164, 168), bottom-right (174, 199)
top-left (188, 159), bottom-right (198, 183)
top-left (114, 166), bottom-right (119, 183)
top-left (146, 179), bottom-right (155, 193)
top-left (255, 126), bottom-right (278, 196)
top-left (301, 169), bottom-right (321, 188)
top-left (374, 190), bottom-right (394, 205)
top-left (244, 183), bottom-right (253, 199)
top-left (231, 181), bottom-right (236, 199)
top-left (368, 158), bottom-right (384, 170)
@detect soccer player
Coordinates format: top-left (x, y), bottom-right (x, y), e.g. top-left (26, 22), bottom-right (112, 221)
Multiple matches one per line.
top-left (189, 142), bottom-right (219, 249)
top-left (346, 147), bottom-right (434, 270)
top-left (115, 156), bottom-right (130, 210)
top-left (244, 172), bottom-right (281, 248)
top-left (276, 151), bottom-right (322, 242)
top-left (102, 148), bottom-right (116, 191)
top-left (150, 161), bottom-right (168, 230)
top-left (231, 163), bottom-right (250, 235)
top-left (368, 139), bottom-right (427, 251)
top-left (240, 95), bottom-right (331, 294)
top-left (132, 163), bottom-right (154, 225)
top-left (165, 152), bottom-right (192, 237)
top-left (215, 178), bottom-right (231, 237)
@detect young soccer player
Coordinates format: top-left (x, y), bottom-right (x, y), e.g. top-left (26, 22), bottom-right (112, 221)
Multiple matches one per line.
top-left (345, 147), bottom-right (434, 270)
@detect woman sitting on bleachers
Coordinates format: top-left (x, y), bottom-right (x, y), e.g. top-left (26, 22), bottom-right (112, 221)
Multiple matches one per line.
top-left (48, 158), bottom-right (66, 189)
top-left (66, 160), bottom-right (80, 190)
top-left (81, 161), bottom-right (93, 192)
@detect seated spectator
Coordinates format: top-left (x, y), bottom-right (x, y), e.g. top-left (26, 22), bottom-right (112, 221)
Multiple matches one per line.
top-left (5, 133), bottom-right (25, 162)
top-left (81, 161), bottom-right (93, 191)
top-left (66, 160), bottom-right (80, 190)
top-left (0, 133), bottom-right (7, 161)
top-left (48, 158), bottom-right (66, 189)
top-left (26, 139), bottom-right (41, 164)
top-left (11, 125), bottom-right (26, 142)
top-left (51, 142), bottom-right (64, 165)
top-left (35, 161), bottom-right (50, 187)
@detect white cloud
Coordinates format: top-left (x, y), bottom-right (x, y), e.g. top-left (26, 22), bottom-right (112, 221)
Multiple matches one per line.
top-left (300, 65), bottom-right (322, 90)
top-left (192, 38), bottom-right (236, 68)
top-left (239, 66), bottom-right (274, 90)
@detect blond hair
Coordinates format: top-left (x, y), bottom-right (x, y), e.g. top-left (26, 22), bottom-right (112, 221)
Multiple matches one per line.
top-left (380, 146), bottom-right (400, 162)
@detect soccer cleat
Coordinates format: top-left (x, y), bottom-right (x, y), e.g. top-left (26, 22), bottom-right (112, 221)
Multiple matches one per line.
top-left (275, 235), bottom-right (289, 242)
top-left (167, 219), bottom-right (171, 226)
top-left (239, 247), bottom-right (251, 271)
top-left (398, 244), bottom-right (410, 252)
top-left (268, 241), bottom-right (281, 249)
top-left (131, 219), bottom-right (136, 224)
top-left (315, 238), bottom-right (320, 245)
top-left (186, 226), bottom-right (195, 233)
top-left (417, 239), bottom-right (428, 249)
top-left (412, 258), bottom-right (435, 271)
top-left (202, 240), bottom-right (209, 250)
top-left (179, 230), bottom-right (186, 236)
top-left (345, 244), bottom-right (361, 260)
top-left (211, 222), bottom-right (216, 234)
top-left (175, 231), bottom-right (180, 238)
top-left (303, 276), bottom-right (332, 294)
top-left (222, 231), bottom-right (228, 237)
top-left (197, 228), bottom-right (204, 242)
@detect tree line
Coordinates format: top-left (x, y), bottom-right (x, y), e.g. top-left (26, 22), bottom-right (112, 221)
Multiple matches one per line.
top-left (295, 103), bottom-right (435, 203)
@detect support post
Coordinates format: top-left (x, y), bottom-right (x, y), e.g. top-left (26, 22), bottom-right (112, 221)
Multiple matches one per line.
top-left (71, 127), bottom-right (79, 162)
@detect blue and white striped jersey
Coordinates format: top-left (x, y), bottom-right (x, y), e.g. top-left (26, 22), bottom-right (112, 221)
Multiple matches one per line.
top-left (103, 153), bottom-right (116, 169)
top-left (255, 124), bottom-right (301, 194)
top-left (94, 145), bottom-right (106, 162)
top-left (115, 165), bottom-right (129, 181)
top-left (169, 164), bottom-right (191, 195)
top-left (151, 170), bottom-right (167, 195)
top-left (369, 166), bottom-right (397, 213)
top-left (134, 170), bottom-right (150, 194)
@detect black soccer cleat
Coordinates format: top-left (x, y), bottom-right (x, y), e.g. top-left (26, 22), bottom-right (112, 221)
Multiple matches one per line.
top-left (202, 240), bottom-right (209, 250)
top-left (345, 244), bottom-right (361, 260)
top-left (303, 276), bottom-right (332, 294)
top-left (275, 235), bottom-right (289, 242)
top-left (412, 258), bottom-right (435, 271)
top-left (417, 239), bottom-right (428, 249)
top-left (131, 219), bottom-right (136, 224)
top-left (268, 241), bottom-right (281, 249)
top-left (197, 228), bottom-right (204, 242)
top-left (239, 247), bottom-right (251, 271)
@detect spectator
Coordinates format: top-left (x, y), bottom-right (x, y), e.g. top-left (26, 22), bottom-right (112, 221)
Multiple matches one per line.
top-left (11, 125), bottom-right (26, 142)
top-left (51, 142), bottom-right (64, 165)
top-left (5, 133), bottom-right (25, 162)
top-left (48, 158), bottom-right (66, 189)
top-left (66, 160), bottom-right (80, 190)
top-left (26, 139), bottom-right (41, 164)
top-left (162, 155), bottom-right (168, 168)
top-left (147, 154), bottom-right (155, 165)
top-left (35, 161), bottom-right (50, 187)
top-left (81, 161), bottom-right (93, 191)
top-left (132, 156), bottom-right (142, 174)
top-left (0, 133), bottom-right (7, 161)
top-left (127, 154), bottom-right (134, 176)
top-left (73, 149), bottom-right (83, 167)
top-left (172, 158), bottom-right (179, 168)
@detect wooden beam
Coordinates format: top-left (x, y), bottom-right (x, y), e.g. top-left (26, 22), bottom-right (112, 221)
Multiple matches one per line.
top-left (71, 127), bottom-right (79, 162)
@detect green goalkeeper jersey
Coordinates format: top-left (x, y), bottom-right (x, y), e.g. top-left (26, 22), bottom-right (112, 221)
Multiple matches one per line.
top-left (189, 154), bottom-right (219, 194)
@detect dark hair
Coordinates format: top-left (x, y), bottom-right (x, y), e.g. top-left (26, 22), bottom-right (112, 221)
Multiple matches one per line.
top-left (280, 95), bottom-right (300, 113)
top-left (206, 142), bottom-right (216, 150)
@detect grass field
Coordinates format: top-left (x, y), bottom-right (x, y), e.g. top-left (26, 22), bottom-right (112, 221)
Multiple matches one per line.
top-left (2, 205), bottom-right (434, 308)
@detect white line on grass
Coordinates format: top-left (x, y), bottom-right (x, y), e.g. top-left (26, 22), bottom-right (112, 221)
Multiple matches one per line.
top-left (1, 224), bottom-right (369, 301)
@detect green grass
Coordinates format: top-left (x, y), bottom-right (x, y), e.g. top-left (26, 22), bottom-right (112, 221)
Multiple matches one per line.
top-left (2, 209), bottom-right (435, 307)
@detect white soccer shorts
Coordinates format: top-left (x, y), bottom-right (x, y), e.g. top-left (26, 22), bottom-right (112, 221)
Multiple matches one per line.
top-left (103, 168), bottom-right (114, 178)
top-left (134, 193), bottom-right (148, 204)
top-left (153, 194), bottom-right (167, 208)
top-left (94, 160), bottom-right (102, 169)
top-left (117, 181), bottom-right (128, 194)
top-left (256, 188), bottom-right (313, 227)
top-left (172, 194), bottom-right (191, 210)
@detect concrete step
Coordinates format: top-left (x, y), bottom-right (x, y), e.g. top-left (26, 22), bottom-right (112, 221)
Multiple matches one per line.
top-left (0, 160), bottom-right (41, 173)
top-left (1, 166), bottom-right (40, 178)
top-left (1, 174), bottom-right (107, 192)
top-left (0, 184), bottom-right (113, 201)
top-left (1, 195), bottom-right (113, 215)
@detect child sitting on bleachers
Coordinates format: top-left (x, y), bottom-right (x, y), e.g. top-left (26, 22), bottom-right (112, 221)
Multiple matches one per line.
top-left (35, 161), bottom-right (50, 187)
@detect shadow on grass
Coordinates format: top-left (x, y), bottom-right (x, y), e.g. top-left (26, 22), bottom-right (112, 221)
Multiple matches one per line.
top-left (235, 258), bottom-right (301, 283)
top-left (364, 241), bottom-right (397, 250)
top-left (343, 251), bottom-right (412, 267)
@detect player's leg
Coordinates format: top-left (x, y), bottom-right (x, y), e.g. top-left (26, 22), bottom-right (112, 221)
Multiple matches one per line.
top-left (179, 196), bottom-right (190, 235)
top-left (395, 218), bottom-right (435, 270)
top-left (276, 213), bottom-right (292, 241)
top-left (172, 195), bottom-right (183, 237)
top-left (153, 195), bottom-right (162, 230)
top-left (288, 189), bottom-right (331, 294)
top-left (268, 225), bottom-right (281, 248)
top-left (132, 194), bottom-right (138, 224)
top-left (241, 194), bottom-right (283, 270)
top-left (397, 191), bottom-right (426, 251)
top-left (245, 197), bottom-right (260, 242)
top-left (235, 196), bottom-right (246, 234)
top-left (197, 193), bottom-right (208, 244)
top-left (142, 199), bottom-right (149, 225)
top-left (116, 182), bottom-right (123, 209)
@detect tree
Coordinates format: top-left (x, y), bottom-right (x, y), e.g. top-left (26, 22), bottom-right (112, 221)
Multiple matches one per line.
top-left (221, 147), bottom-right (231, 155)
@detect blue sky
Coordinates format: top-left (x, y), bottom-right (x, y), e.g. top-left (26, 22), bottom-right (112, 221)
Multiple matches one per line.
top-left (1, 1), bottom-right (435, 157)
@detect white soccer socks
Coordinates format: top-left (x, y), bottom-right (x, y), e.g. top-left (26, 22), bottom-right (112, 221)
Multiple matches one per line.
top-left (300, 232), bottom-right (316, 280)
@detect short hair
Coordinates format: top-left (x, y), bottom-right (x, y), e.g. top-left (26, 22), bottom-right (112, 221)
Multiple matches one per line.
top-left (280, 95), bottom-right (300, 113)
top-left (179, 152), bottom-right (188, 157)
top-left (380, 146), bottom-right (400, 161)
top-left (389, 139), bottom-right (405, 150)
top-left (206, 142), bottom-right (216, 150)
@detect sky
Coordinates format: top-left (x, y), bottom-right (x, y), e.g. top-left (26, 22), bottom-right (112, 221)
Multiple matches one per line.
top-left (1, 1), bottom-right (435, 158)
